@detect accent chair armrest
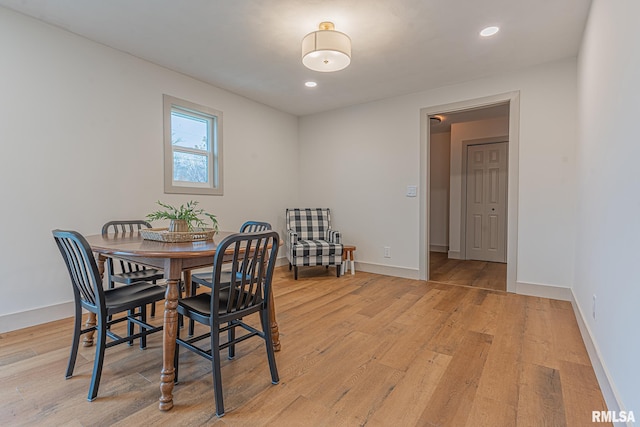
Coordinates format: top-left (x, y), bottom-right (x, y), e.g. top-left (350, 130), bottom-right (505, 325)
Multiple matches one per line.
top-left (327, 229), bottom-right (342, 244)
top-left (286, 230), bottom-right (299, 247)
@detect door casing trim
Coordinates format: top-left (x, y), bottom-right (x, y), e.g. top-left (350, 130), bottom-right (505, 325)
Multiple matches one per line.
top-left (419, 91), bottom-right (520, 293)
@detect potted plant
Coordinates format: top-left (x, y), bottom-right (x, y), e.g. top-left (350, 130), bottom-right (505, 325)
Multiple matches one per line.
top-left (146, 200), bottom-right (218, 233)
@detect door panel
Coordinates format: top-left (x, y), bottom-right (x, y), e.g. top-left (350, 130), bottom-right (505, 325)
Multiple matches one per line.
top-left (465, 142), bottom-right (507, 262)
top-left (473, 215), bottom-right (482, 248)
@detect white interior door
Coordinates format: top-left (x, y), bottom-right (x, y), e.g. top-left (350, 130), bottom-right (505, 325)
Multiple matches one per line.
top-left (465, 142), bottom-right (507, 262)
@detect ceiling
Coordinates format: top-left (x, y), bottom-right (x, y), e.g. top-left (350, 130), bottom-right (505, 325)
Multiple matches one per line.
top-left (0, 0), bottom-right (591, 116)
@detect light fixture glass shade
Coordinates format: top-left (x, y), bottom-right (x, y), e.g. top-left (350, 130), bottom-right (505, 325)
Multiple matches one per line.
top-left (302, 22), bottom-right (351, 72)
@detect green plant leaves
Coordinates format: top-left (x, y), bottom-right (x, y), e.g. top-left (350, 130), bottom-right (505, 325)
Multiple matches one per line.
top-left (146, 200), bottom-right (219, 231)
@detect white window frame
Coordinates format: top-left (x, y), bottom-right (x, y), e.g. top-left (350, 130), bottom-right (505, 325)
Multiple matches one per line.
top-left (163, 94), bottom-right (223, 195)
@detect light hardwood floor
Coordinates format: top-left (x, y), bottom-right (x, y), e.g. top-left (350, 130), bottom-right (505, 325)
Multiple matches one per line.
top-left (0, 267), bottom-right (609, 426)
top-left (430, 251), bottom-right (507, 292)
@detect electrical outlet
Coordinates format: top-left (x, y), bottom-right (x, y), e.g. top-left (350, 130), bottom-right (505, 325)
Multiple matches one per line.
top-left (384, 246), bottom-right (391, 258)
top-left (592, 294), bottom-right (597, 320)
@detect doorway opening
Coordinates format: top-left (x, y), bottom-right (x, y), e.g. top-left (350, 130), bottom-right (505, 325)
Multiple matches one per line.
top-left (419, 92), bottom-right (520, 293)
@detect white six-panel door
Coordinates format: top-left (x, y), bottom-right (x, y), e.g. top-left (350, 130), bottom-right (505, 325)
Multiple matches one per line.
top-left (465, 142), bottom-right (508, 263)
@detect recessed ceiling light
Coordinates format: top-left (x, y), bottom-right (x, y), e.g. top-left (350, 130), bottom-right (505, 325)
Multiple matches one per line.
top-left (480, 26), bottom-right (500, 37)
top-left (305, 81), bottom-right (318, 88)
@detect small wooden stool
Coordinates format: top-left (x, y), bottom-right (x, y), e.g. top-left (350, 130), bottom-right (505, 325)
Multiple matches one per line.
top-left (342, 245), bottom-right (356, 275)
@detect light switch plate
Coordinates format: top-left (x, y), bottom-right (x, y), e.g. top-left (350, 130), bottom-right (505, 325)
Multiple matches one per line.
top-left (406, 185), bottom-right (417, 197)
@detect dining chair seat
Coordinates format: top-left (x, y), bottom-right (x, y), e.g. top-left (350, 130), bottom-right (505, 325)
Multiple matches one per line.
top-left (112, 269), bottom-right (163, 284)
top-left (104, 282), bottom-right (167, 314)
top-left (177, 289), bottom-right (242, 321)
top-left (191, 271), bottom-right (235, 289)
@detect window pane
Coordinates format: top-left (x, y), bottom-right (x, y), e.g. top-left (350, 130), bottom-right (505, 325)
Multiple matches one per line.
top-left (171, 111), bottom-right (210, 151)
top-left (173, 151), bottom-right (208, 183)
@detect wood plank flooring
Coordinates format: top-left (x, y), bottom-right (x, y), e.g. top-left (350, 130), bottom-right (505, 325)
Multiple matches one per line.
top-left (0, 267), bottom-right (609, 426)
top-left (429, 251), bottom-right (507, 291)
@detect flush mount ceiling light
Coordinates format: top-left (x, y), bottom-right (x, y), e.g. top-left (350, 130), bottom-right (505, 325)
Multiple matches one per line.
top-left (302, 21), bottom-right (351, 72)
top-left (480, 26), bottom-right (500, 37)
top-left (430, 116), bottom-right (442, 123)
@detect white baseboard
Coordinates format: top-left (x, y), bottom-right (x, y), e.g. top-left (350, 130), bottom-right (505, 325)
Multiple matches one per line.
top-left (0, 301), bottom-right (74, 334)
top-left (355, 261), bottom-right (420, 280)
top-left (515, 281), bottom-right (572, 301)
top-left (448, 250), bottom-right (461, 259)
top-left (430, 244), bottom-right (448, 253)
top-left (569, 290), bottom-right (632, 426)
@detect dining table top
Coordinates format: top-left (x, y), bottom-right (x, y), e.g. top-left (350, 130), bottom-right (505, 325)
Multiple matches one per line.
top-left (84, 230), bottom-right (238, 259)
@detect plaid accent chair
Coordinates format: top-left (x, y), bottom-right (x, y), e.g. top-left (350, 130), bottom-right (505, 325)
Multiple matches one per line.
top-left (286, 208), bottom-right (343, 280)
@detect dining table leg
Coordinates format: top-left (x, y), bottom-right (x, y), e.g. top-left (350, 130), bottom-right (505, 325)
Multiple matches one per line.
top-left (159, 258), bottom-right (181, 411)
top-left (269, 291), bottom-right (281, 351)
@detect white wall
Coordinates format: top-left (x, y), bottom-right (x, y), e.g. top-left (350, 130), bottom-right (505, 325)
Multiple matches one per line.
top-left (299, 58), bottom-right (578, 286)
top-left (429, 132), bottom-right (450, 251)
top-left (575, 0), bottom-right (640, 415)
top-left (448, 118), bottom-right (509, 258)
top-left (0, 8), bottom-right (300, 332)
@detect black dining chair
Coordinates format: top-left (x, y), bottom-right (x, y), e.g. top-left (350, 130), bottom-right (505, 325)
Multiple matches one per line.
top-left (102, 220), bottom-right (165, 317)
top-left (52, 229), bottom-right (165, 401)
top-left (174, 230), bottom-right (280, 417)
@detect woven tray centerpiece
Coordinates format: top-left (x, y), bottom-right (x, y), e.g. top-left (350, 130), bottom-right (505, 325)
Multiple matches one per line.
top-left (140, 227), bottom-right (216, 242)
top-left (145, 200), bottom-right (218, 243)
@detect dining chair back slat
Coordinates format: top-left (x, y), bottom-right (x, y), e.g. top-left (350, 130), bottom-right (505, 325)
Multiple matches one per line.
top-left (54, 230), bottom-right (102, 310)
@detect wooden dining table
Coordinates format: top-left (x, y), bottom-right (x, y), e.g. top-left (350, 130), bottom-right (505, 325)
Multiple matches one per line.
top-left (84, 231), bottom-right (281, 411)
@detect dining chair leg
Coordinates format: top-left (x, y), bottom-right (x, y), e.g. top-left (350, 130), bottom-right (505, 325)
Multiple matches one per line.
top-left (150, 279), bottom-right (157, 317)
top-left (294, 266), bottom-right (298, 280)
top-left (140, 306), bottom-right (148, 349)
top-left (228, 321), bottom-right (235, 360)
top-left (174, 315), bottom-right (181, 383)
top-left (261, 308), bottom-right (279, 384)
top-left (126, 307), bottom-right (136, 346)
top-left (88, 324), bottom-right (107, 401)
top-left (211, 325), bottom-right (225, 417)
top-left (66, 305), bottom-right (82, 379)
top-left (188, 321), bottom-right (194, 336)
